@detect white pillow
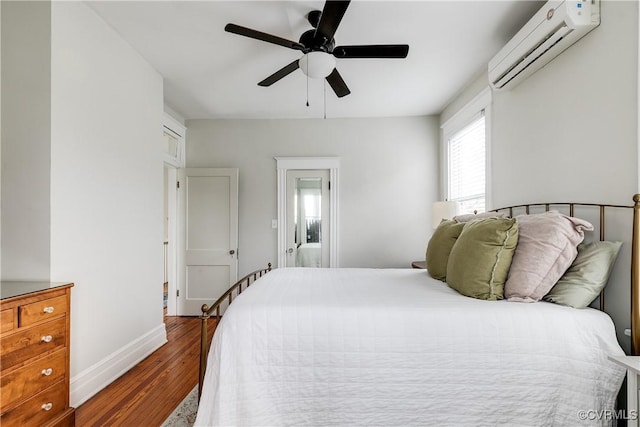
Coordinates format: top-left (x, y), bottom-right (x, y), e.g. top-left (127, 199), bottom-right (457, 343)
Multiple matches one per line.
top-left (505, 211), bottom-right (593, 302)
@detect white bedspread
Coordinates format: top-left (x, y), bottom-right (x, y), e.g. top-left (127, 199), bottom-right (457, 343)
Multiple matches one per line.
top-left (195, 268), bottom-right (625, 427)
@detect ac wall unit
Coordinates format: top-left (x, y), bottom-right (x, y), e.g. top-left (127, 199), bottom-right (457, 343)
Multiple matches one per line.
top-left (488, 0), bottom-right (600, 90)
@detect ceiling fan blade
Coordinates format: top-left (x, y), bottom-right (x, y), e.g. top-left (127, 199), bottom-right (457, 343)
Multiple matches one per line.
top-left (333, 45), bottom-right (409, 59)
top-left (225, 23), bottom-right (305, 51)
top-left (258, 60), bottom-right (300, 87)
top-left (325, 68), bottom-right (351, 98)
top-left (315, 1), bottom-right (350, 41)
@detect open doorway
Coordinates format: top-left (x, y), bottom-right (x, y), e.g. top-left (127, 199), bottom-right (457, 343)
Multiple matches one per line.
top-left (286, 170), bottom-right (330, 267)
top-left (163, 165), bottom-right (178, 319)
top-left (275, 157), bottom-right (340, 268)
top-left (162, 113), bottom-right (185, 318)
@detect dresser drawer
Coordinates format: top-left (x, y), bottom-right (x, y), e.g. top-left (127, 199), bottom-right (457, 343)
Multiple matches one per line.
top-left (0, 380), bottom-right (66, 427)
top-left (1, 348), bottom-right (66, 411)
top-left (1, 309), bottom-right (14, 334)
top-left (19, 295), bottom-right (68, 327)
top-left (0, 317), bottom-right (66, 371)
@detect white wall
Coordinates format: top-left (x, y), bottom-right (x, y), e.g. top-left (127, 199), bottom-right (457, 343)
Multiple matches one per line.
top-left (164, 104), bottom-right (186, 126)
top-left (491, 1), bottom-right (637, 206)
top-left (1, 1), bottom-right (51, 280)
top-left (186, 117), bottom-right (439, 274)
top-left (440, 69), bottom-right (488, 131)
top-left (50, 2), bottom-right (166, 405)
top-left (1, 2), bottom-right (3, 277)
top-left (441, 0), bottom-right (638, 353)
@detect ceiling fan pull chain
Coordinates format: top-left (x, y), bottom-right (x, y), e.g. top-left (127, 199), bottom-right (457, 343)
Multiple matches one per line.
top-left (306, 56), bottom-right (310, 107)
top-left (323, 80), bottom-right (327, 120)
top-left (306, 74), bottom-right (309, 107)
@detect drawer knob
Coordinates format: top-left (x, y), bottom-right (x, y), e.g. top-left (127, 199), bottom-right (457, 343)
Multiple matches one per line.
top-left (42, 402), bottom-right (53, 411)
top-left (41, 335), bottom-right (53, 343)
top-left (43, 306), bottom-right (55, 314)
top-left (42, 368), bottom-right (53, 376)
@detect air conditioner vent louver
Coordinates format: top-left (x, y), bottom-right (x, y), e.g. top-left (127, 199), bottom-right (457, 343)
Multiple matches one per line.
top-left (493, 23), bottom-right (568, 85)
top-left (492, 25), bottom-right (572, 89)
top-left (489, 0), bottom-right (600, 90)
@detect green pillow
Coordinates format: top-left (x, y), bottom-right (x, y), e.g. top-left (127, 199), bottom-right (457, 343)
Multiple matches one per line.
top-left (543, 241), bottom-right (622, 308)
top-left (446, 217), bottom-right (519, 300)
top-left (425, 219), bottom-right (465, 281)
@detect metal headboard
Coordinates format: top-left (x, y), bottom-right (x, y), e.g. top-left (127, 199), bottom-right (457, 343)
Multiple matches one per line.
top-left (491, 194), bottom-right (640, 355)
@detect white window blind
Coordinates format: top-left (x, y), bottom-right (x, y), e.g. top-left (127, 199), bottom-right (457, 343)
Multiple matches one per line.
top-left (448, 112), bottom-right (486, 214)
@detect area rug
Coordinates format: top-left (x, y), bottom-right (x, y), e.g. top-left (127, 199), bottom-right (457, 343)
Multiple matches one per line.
top-left (161, 386), bottom-right (198, 427)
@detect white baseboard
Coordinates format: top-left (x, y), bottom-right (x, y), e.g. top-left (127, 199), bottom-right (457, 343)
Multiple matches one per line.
top-left (70, 323), bottom-right (168, 407)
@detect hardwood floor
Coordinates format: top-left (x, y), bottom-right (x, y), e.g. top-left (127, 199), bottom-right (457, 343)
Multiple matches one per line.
top-left (75, 316), bottom-right (218, 426)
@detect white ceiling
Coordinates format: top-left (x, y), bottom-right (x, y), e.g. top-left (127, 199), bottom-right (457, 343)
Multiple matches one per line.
top-left (87, 1), bottom-right (544, 120)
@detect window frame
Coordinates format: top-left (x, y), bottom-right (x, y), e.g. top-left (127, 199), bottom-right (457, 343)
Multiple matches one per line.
top-left (440, 87), bottom-right (492, 213)
top-left (163, 112), bottom-right (186, 168)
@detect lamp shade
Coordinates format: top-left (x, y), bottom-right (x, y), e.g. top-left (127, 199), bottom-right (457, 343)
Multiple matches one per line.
top-left (299, 52), bottom-right (336, 79)
top-left (431, 201), bottom-right (460, 229)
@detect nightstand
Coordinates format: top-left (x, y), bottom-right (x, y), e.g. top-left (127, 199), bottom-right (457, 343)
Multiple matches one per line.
top-left (608, 355), bottom-right (640, 426)
top-left (411, 261), bottom-right (426, 269)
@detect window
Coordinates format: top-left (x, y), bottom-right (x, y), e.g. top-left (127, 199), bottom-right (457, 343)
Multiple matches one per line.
top-left (448, 112), bottom-right (486, 214)
top-left (162, 113), bottom-right (186, 168)
top-left (441, 87), bottom-right (491, 215)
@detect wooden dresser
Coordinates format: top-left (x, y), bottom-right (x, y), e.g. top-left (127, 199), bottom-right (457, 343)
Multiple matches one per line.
top-left (0, 282), bottom-right (75, 427)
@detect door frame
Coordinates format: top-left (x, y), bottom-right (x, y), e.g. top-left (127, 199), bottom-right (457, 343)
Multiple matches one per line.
top-left (275, 157), bottom-right (339, 268)
top-left (164, 164), bottom-right (179, 316)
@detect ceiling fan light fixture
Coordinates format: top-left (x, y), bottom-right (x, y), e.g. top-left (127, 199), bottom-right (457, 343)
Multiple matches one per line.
top-left (299, 52), bottom-right (336, 79)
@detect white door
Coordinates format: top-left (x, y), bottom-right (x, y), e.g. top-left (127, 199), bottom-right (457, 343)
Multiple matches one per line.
top-left (286, 170), bottom-right (330, 268)
top-left (177, 168), bottom-right (239, 315)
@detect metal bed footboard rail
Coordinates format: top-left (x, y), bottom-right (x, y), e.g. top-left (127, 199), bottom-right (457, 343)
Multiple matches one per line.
top-left (198, 263), bottom-right (272, 398)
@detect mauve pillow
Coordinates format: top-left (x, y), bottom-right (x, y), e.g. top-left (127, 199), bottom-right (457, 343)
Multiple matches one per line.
top-left (505, 211), bottom-right (594, 302)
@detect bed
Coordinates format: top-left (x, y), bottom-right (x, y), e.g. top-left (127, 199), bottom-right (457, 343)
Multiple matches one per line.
top-left (195, 196), bottom-right (640, 426)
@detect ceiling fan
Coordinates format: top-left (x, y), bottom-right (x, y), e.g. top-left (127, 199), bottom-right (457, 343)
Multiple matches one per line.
top-left (225, 0), bottom-right (409, 98)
